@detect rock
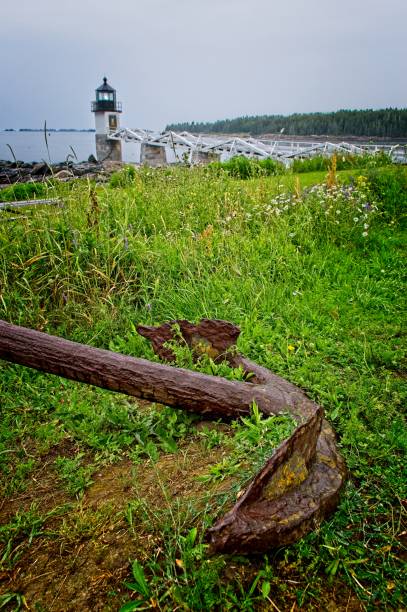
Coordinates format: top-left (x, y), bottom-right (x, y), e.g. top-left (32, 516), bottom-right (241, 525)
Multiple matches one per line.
top-left (0, 160), bottom-right (105, 185)
top-left (88, 154), bottom-right (97, 164)
top-left (54, 169), bottom-right (74, 180)
top-left (102, 161), bottom-right (124, 173)
top-left (31, 163), bottom-right (50, 176)
top-left (18, 168), bottom-right (32, 177)
top-left (71, 165), bottom-right (89, 177)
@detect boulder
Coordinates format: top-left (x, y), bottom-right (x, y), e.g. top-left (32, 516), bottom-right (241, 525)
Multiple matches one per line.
top-left (31, 163), bottom-right (50, 176)
top-left (54, 169), bottom-right (74, 180)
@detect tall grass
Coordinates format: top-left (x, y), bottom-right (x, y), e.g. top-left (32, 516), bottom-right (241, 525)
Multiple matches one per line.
top-left (292, 151), bottom-right (392, 173)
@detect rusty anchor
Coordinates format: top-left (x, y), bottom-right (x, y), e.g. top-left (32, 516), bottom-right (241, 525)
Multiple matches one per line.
top-left (0, 318), bottom-right (346, 554)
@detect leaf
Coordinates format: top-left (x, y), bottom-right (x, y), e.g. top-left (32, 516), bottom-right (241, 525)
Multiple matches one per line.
top-left (119, 601), bottom-right (145, 612)
top-left (130, 560), bottom-right (150, 598)
top-left (22, 253), bottom-right (48, 268)
top-left (186, 527), bottom-right (197, 547)
top-left (159, 436), bottom-right (178, 453)
top-left (330, 406), bottom-right (340, 421)
top-left (261, 581), bottom-right (271, 599)
top-left (326, 558), bottom-right (340, 576)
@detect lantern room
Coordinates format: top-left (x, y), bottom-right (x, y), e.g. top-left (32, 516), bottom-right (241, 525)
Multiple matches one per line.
top-left (91, 77), bottom-right (122, 113)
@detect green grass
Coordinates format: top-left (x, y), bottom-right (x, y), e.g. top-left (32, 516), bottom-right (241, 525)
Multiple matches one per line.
top-left (0, 164), bottom-right (406, 610)
top-left (0, 181), bottom-right (55, 203)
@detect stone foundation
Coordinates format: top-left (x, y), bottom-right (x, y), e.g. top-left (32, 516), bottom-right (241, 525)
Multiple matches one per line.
top-left (95, 135), bottom-right (122, 162)
top-left (191, 150), bottom-right (221, 164)
top-left (140, 143), bottom-right (167, 167)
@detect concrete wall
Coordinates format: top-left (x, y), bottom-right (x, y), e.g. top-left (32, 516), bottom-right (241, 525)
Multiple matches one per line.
top-left (95, 134), bottom-right (122, 162)
top-left (140, 143), bottom-right (167, 167)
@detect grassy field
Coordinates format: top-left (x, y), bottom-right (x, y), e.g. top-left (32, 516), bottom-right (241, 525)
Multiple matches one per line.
top-left (0, 164), bottom-right (406, 611)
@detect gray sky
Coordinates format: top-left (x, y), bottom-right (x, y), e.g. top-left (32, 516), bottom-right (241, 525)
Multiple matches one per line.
top-left (2, 0), bottom-right (406, 130)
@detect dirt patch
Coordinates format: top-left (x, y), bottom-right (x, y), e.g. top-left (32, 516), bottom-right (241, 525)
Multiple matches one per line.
top-left (0, 424), bottom-right (237, 611)
top-left (0, 466), bottom-right (140, 611)
top-left (83, 461), bottom-right (135, 509)
top-left (0, 439), bottom-right (79, 524)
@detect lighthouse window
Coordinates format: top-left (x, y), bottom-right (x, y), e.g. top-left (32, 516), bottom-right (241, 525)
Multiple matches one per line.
top-left (109, 115), bottom-right (117, 129)
top-left (97, 92), bottom-right (114, 101)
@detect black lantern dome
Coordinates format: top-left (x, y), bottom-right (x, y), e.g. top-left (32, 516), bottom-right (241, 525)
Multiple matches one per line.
top-left (91, 77), bottom-right (122, 112)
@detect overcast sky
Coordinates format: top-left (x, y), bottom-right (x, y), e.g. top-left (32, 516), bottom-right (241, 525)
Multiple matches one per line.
top-left (2, 0), bottom-right (406, 130)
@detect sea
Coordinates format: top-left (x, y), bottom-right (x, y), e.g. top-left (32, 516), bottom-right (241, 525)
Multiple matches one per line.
top-left (0, 131), bottom-right (141, 164)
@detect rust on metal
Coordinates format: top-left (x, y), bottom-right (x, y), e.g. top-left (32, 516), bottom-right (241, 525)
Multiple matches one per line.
top-left (0, 318), bottom-right (346, 554)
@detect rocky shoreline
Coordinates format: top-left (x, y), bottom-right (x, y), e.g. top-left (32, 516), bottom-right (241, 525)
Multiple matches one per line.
top-left (0, 158), bottom-right (125, 188)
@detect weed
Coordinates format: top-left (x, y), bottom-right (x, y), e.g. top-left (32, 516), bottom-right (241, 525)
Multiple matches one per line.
top-left (326, 153), bottom-right (337, 188)
top-left (109, 165), bottom-right (137, 188)
top-left (0, 504), bottom-right (60, 570)
top-left (0, 592), bottom-right (27, 611)
top-left (198, 404), bottom-right (295, 490)
top-left (54, 453), bottom-right (94, 497)
top-left (3, 459), bottom-right (36, 497)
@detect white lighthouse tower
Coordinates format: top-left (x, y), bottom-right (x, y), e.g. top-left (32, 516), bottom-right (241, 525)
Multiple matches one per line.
top-left (91, 77), bottom-right (122, 162)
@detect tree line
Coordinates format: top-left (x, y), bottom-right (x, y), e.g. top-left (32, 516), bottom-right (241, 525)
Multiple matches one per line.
top-left (166, 108), bottom-right (407, 138)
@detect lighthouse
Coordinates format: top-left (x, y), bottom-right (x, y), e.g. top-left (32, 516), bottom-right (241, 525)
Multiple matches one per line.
top-left (91, 77), bottom-right (122, 162)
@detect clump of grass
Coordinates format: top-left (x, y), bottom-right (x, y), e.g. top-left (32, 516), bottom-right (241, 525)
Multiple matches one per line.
top-left (292, 151), bottom-right (392, 173)
top-left (209, 155), bottom-right (286, 179)
top-left (0, 181), bottom-right (50, 202)
top-left (197, 403), bottom-right (295, 488)
top-left (54, 453), bottom-right (95, 497)
top-left (0, 503), bottom-right (62, 570)
top-left (109, 164), bottom-right (137, 188)
top-left (366, 165), bottom-right (407, 224)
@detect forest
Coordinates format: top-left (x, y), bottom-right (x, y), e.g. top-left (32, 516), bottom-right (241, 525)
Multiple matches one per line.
top-left (167, 107), bottom-right (407, 138)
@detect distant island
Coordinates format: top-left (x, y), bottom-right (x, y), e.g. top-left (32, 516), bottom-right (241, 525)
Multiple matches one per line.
top-left (167, 108), bottom-right (407, 138)
top-left (2, 128), bottom-right (95, 133)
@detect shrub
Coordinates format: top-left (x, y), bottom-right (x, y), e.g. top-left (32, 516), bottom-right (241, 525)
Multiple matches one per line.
top-left (208, 155), bottom-right (286, 179)
top-left (258, 157), bottom-right (286, 175)
top-left (366, 166), bottom-right (407, 225)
